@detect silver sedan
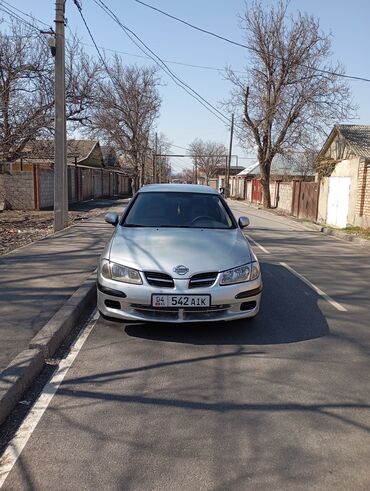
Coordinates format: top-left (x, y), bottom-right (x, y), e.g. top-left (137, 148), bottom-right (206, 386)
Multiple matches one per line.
top-left (97, 184), bottom-right (262, 323)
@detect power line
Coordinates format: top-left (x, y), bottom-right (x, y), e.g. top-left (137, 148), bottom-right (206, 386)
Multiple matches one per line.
top-left (133, 0), bottom-right (370, 84)
top-left (0, 0), bottom-right (51, 29)
top-left (72, 0), bottom-right (112, 77)
top-left (94, 0), bottom-right (230, 126)
top-left (0, 3), bottom-right (41, 32)
top-left (170, 143), bottom-right (192, 152)
top-left (92, 0), bottom-right (231, 127)
top-left (70, 2), bottom-right (244, 140)
top-left (70, 3), bottom-right (198, 176)
top-left (73, 2), bottom-right (226, 131)
top-left (75, 40), bottom-right (246, 74)
top-left (0, 1), bottom-right (51, 34)
top-left (0, 2), bottom-right (51, 53)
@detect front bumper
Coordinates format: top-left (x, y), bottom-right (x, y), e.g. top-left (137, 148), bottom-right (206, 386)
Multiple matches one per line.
top-left (97, 273), bottom-right (262, 323)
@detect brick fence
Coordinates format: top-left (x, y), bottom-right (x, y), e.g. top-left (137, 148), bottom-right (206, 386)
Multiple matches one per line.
top-left (0, 164), bottom-right (130, 210)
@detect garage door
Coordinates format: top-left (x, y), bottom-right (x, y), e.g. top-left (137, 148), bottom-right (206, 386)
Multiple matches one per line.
top-left (327, 177), bottom-right (351, 228)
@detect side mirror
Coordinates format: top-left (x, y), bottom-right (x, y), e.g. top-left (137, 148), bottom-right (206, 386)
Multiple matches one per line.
top-left (238, 216), bottom-right (250, 228)
top-left (105, 212), bottom-right (119, 226)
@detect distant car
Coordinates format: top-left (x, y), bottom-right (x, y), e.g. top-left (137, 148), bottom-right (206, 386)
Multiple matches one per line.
top-left (97, 184), bottom-right (262, 323)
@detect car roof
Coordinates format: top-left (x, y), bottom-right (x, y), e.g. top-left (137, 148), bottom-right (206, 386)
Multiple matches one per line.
top-left (139, 184), bottom-right (218, 194)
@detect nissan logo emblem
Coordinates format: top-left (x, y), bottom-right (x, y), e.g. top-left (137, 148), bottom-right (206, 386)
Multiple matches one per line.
top-left (173, 265), bottom-right (189, 275)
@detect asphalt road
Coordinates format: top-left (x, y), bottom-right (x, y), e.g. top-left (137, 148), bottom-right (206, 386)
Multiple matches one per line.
top-left (1, 203), bottom-right (370, 490)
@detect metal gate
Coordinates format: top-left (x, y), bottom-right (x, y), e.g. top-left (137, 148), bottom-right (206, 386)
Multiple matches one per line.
top-left (292, 181), bottom-right (320, 221)
top-left (251, 179), bottom-right (262, 204)
top-left (327, 177), bottom-right (351, 228)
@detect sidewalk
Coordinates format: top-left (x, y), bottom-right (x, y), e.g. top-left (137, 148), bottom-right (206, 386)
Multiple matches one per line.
top-left (0, 198), bottom-right (128, 373)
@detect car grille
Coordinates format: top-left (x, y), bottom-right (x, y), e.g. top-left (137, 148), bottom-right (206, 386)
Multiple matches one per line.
top-left (188, 272), bottom-right (218, 289)
top-left (144, 271), bottom-right (174, 288)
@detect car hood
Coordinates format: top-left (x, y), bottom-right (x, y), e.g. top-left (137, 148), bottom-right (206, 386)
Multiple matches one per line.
top-left (108, 227), bottom-right (253, 277)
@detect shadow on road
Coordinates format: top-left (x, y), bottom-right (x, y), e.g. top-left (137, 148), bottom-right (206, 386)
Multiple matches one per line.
top-left (124, 262), bottom-right (330, 345)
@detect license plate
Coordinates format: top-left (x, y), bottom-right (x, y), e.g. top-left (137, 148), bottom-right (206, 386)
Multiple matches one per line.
top-left (152, 294), bottom-right (211, 308)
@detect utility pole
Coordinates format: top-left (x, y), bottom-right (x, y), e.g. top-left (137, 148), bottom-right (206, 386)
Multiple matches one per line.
top-left (54, 0), bottom-right (67, 231)
top-left (225, 113), bottom-right (234, 198)
top-left (153, 132), bottom-right (158, 183)
top-left (194, 162), bottom-right (198, 184)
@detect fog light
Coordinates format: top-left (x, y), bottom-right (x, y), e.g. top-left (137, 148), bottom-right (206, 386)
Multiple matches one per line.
top-left (240, 301), bottom-right (257, 311)
top-left (105, 299), bottom-right (121, 309)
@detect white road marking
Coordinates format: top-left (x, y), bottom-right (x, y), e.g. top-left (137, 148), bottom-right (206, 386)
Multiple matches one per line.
top-left (245, 234), bottom-right (270, 254)
top-left (0, 312), bottom-right (98, 488)
top-left (280, 262), bottom-right (348, 312)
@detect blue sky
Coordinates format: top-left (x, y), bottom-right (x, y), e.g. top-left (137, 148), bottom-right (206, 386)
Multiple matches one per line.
top-left (2, 0), bottom-right (370, 173)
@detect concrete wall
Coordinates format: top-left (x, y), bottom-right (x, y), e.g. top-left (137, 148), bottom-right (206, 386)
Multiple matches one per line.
top-left (39, 169), bottom-right (54, 208)
top-left (317, 177), bottom-right (329, 224)
top-left (241, 179), bottom-right (292, 213)
top-left (0, 172), bottom-right (34, 210)
top-left (276, 182), bottom-right (293, 213)
top-left (269, 183), bottom-right (276, 207)
top-left (208, 178), bottom-right (217, 190)
top-left (0, 165), bottom-right (130, 210)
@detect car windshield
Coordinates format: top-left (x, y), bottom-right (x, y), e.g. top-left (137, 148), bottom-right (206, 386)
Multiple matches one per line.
top-left (123, 192), bottom-right (234, 229)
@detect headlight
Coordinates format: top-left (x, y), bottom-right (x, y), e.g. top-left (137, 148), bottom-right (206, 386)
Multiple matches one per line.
top-left (100, 259), bottom-right (142, 284)
top-left (220, 262), bottom-right (260, 285)
top-left (249, 261), bottom-right (260, 281)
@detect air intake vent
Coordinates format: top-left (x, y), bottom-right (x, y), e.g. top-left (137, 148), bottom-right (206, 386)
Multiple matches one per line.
top-left (144, 272), bottom-right (174, 288)
top-left (189, 272), bottom-right (218, 289)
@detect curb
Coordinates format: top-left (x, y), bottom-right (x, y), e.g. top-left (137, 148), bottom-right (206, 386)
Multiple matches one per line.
top-left (0, 349), bottom-right (44, 426)
top-left (29, 274), bottom-right (96, 358)
top-left (319, 226), bottom-right (370, 247)
top-left (0, 274), bottom-right (97, 426)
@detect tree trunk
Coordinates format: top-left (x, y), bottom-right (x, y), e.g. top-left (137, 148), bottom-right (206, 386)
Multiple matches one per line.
top-left (260, 163), bottom-right (271, 208)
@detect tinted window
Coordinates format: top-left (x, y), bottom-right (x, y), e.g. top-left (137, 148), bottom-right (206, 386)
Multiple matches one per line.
top-left (124, 192), bottom-right (234, 229)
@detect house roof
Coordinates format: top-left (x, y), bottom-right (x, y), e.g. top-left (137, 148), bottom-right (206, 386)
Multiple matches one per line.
top-left (67, 140), bottom-right (100, 162)
top-left (237, 162), bottom-right (259, 176)
top-left (319, 125), bottom-right (370, 160)
top-left (22, 139), bottom-right (100, 164)
top-left (100, 145), bottom-right (119, 167)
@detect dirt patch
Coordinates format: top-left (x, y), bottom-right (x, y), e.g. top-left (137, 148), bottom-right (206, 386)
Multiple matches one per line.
top-left (0, 206), bottom-right (109, 255)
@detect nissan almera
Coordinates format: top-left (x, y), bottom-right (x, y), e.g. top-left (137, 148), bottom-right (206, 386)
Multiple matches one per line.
top-left (97, 184), bottom-right (262, 323)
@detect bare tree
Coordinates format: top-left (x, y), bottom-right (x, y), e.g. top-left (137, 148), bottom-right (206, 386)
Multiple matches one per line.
top-left (0, 21), bottom-right (53, 161)
top-left (0, 20), bottom-right (100, 163)
top-left (174, 167), bottom-right (194, 184)
top-left (287, 149), bottom-right (317, 179)
top-left (89, 56), bottom-right (161, 194)
top-left (150, 132), bottom-right (171, 184)
top-left (225, 1), bottom-right (355, 207)
top-left (65, 37), bottom-right (102, 128)
top-left (189, 139), bottom-right (227, 185)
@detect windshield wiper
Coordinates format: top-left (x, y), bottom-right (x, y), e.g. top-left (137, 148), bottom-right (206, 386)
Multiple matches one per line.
top-left (123, 224), bottom-right (146, 227)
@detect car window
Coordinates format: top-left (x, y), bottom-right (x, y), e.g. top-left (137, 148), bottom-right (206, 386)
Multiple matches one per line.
top-left (123, 192), bottom-right (234, 229)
